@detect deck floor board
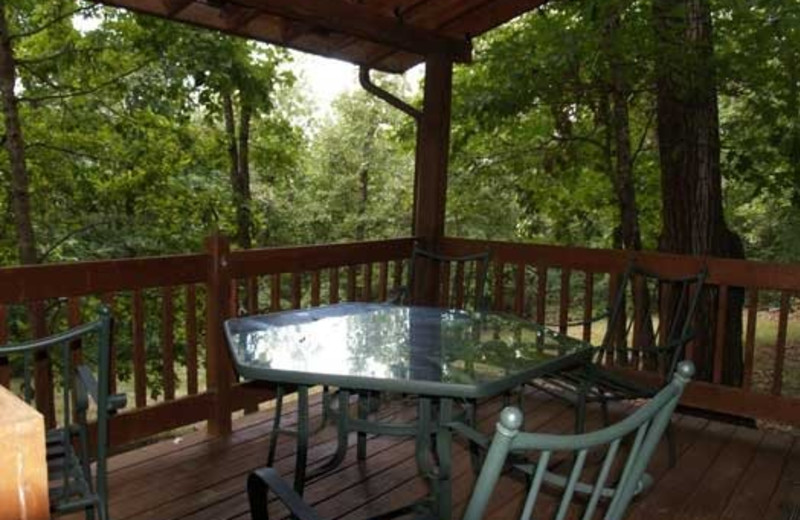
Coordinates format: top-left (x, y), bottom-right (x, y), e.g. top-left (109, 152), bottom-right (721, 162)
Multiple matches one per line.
top-left (86, 391), bottom-right (795, 520)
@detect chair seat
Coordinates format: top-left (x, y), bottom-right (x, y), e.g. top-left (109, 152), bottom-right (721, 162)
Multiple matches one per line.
top-left (536, 363), bottom-right (658, 403)
top-left (46, 427), bottom-right (98, 514)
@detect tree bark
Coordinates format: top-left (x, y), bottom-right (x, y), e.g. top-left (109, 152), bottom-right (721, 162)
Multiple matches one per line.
top-left (222, 92), bottom-right (253, 250)
top-left (654, 0), bottom-right (744, 383)
top-left (604, 6), bottom-right (642, 252)
top-left (0, 3), bottom-right (37, 265)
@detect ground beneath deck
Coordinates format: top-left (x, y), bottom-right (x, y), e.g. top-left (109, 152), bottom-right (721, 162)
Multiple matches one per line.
top-left (88, 389), bottom-right (800, 520)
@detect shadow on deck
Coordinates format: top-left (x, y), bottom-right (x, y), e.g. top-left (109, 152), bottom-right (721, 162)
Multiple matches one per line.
top-left (84, 389), bottom-right (799, 520)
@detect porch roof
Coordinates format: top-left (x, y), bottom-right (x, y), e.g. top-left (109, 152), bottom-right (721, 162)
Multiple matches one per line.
top-left (93, 0), bottom-right (547, 73)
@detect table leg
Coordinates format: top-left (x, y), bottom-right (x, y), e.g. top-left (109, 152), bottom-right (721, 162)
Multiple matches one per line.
top-left (436, 398), bottom-right (454, 520)
top-left (267, 385), bottom-right (285, 466)
top-left (415, 397), bottom-right (434, 478)
top-left (357, 391), bottom-right (369, 460)
top-left (293, 385), bottom-right (309, 495)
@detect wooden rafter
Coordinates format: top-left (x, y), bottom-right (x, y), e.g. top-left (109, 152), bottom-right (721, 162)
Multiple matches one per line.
top-left (224, 0), bottom-right (471, 62)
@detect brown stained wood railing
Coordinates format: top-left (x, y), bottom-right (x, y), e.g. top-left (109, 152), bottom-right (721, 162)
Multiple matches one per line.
top-left (441, 237), bottom-right (800, 427)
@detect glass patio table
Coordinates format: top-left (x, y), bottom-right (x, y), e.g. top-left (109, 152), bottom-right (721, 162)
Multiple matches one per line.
top-left (224, 302), bottom-right (591, 520)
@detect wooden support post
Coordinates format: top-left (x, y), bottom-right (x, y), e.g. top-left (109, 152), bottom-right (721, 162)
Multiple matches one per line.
top-left (205, 234), bottom-right (233, 436)
top-left (412, 53), bottom-right (453, 305)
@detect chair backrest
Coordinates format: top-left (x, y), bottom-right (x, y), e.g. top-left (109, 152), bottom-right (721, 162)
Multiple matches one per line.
top-left (462, 361), bottom-right (695, 520)
top-left (407, 246), bottom-right (490, 311)
top-left (600, 263), bottom-right (707, 378)
top-left (0, 307), bottom-right (123, 519)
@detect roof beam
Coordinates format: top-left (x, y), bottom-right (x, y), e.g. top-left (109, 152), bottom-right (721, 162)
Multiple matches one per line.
top-left (226, 0), bottom-right (471, 62)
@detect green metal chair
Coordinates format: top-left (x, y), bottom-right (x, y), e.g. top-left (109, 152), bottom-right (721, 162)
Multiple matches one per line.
top-left (0, 307), bottom-right (126, 520)
top-left (533, 263), bottom-right (706, 466)
top-left (389, 245), bottom-right (491, 311)
top-left (247, 361), bottom-right (694, 520)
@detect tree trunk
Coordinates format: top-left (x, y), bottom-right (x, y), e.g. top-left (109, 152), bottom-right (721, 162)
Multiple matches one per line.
top-left (222, 93), bottom-right (253, 250)
top-left (654, 0), bottom-right (744, 383)
top-left (604, 6), bottom-right (642, 252)
top-left (0, 4), bottom-right (36, 265)
top-left (237, 102), bottom-right (253, 249)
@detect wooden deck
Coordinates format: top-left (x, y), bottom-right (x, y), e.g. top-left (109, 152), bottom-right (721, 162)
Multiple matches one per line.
top-left (82, 389), bottom-right (800, 520)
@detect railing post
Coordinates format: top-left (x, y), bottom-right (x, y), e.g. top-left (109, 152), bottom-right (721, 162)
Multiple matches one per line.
top-left (205, 233), bottom-right (233, 436)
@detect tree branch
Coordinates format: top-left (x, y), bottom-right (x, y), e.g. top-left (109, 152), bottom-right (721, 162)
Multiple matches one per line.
top-left (19, 61), bottom-right (151, 103)
top-left (11, 4), bottom-right (96, 40)
top-left (630, 108), bottom-right (656, 168)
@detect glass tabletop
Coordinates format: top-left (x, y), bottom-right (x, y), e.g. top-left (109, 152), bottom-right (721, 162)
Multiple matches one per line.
top-left (224, 302), bottom-right (591, 398)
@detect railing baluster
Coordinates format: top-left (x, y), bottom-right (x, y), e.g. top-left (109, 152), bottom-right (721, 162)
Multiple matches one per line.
top-left (743, 289), bottom-right (758, 391)
top-left (514, 263), bottom-right (525, 317)
top-left (632, 274), bottom-right (644, 369)
top-left (162, 286), bottom-right (175, 401)
top-left (133, 289), bottom-right (146, 408)
top-left (713, 285), bottom-right (729, 384)
top-left (378, 262), bottom-right (388, 302)
top-left (772, 291), bottom-right (790, 395)
top-left (440, 261), bottom-right (451, 308)
top-left (347, 266), bottom-right (357, 301)
top-left (536, 265), bottom-right (547, 330)
top-left (230, 280), bottom-right (240, 316)
top-left (311, 271), bottom-right (321, 307)
top-left (329, 267), bottom-right (339, 304)
top-left (493, 262), bottom-right (504, 311)
top-left (186, 285), bottom-right (198, 396)
top-left (291, 272), bottom-right (302, 309)
top-left (30, 301), bottom-right (54, 427)
top-left (454, 261), bottom-right (465, 309)
top-left (67, 296), bottom-right (83, 368)
top-left (362, 264), bottom-right (372, 302)
top-left (393, 259), bottom-right (403, 290)
top-left (0, 304), bottom-right (9, 388)
top-left (583, 272), bottom-right (593, 342)
top-left (559, 269), bottom-right (570, 334)
top-left (102, 293), bottom-right (117, 394)
top-left (271, 274), bottom-right (281, 311)
top-left (607, 271), bottom-right (621, 366)
top-left (247, 277), bottom-right (258, 314)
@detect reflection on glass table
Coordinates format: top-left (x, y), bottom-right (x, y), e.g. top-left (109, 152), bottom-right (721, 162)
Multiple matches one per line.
top-left (224, 302), bottom-right (591, 520)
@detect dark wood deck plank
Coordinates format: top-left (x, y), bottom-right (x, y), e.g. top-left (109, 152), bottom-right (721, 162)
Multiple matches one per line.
top-left (720, 431), bottom-right (794, 520)
top-left (80, 391), bottom-right (796, 520)
top-left (766, 436), bottom-right (800, 520)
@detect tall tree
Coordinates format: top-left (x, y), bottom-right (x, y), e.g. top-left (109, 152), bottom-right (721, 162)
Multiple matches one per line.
top-left (0, 1), bottom-right (37, 264)
top-left (653, 0), bottom-right (744, 382)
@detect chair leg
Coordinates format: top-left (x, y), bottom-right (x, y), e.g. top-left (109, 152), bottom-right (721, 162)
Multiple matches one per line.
top-left (268, 385), bottom-right (285, 466)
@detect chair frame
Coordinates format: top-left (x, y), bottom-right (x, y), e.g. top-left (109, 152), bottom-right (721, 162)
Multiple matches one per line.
top-left (535, 262), bottom-right (706, 466)
top-left (392, 245), bottom-right (491, 311)
top-left (247, 362), bottom-right (695, 520)
top-left (0, 307), bottom-right (126, 520)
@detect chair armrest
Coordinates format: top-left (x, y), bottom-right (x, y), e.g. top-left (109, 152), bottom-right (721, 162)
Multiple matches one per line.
top-left (75, 365), bottom-right (127, 415)
top-left (248, 468), bottom-right (321, 520)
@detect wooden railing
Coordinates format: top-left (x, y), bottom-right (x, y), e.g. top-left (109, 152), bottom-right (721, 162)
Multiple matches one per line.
top-left (1, 234), bottom-right (798, 449)
top-left (0, 236), bottom-right (415, 446)
top-left (442, 237), bottom-right (800, 426)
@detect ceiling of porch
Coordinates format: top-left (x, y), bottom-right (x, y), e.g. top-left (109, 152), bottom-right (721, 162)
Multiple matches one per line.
top-left (93, 0), bottom-right (547, 73)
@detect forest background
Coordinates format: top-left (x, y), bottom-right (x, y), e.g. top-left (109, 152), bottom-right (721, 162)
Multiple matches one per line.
top-left (1, 0), bottom-right (798, 267)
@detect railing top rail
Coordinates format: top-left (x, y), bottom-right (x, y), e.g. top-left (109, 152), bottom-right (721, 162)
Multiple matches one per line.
top-left (228, 237), bottom-right (416, 278)
top-left (442, 237), bottom-right (800, 292)
top-left (0, 253), bottom-right (209, 304)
